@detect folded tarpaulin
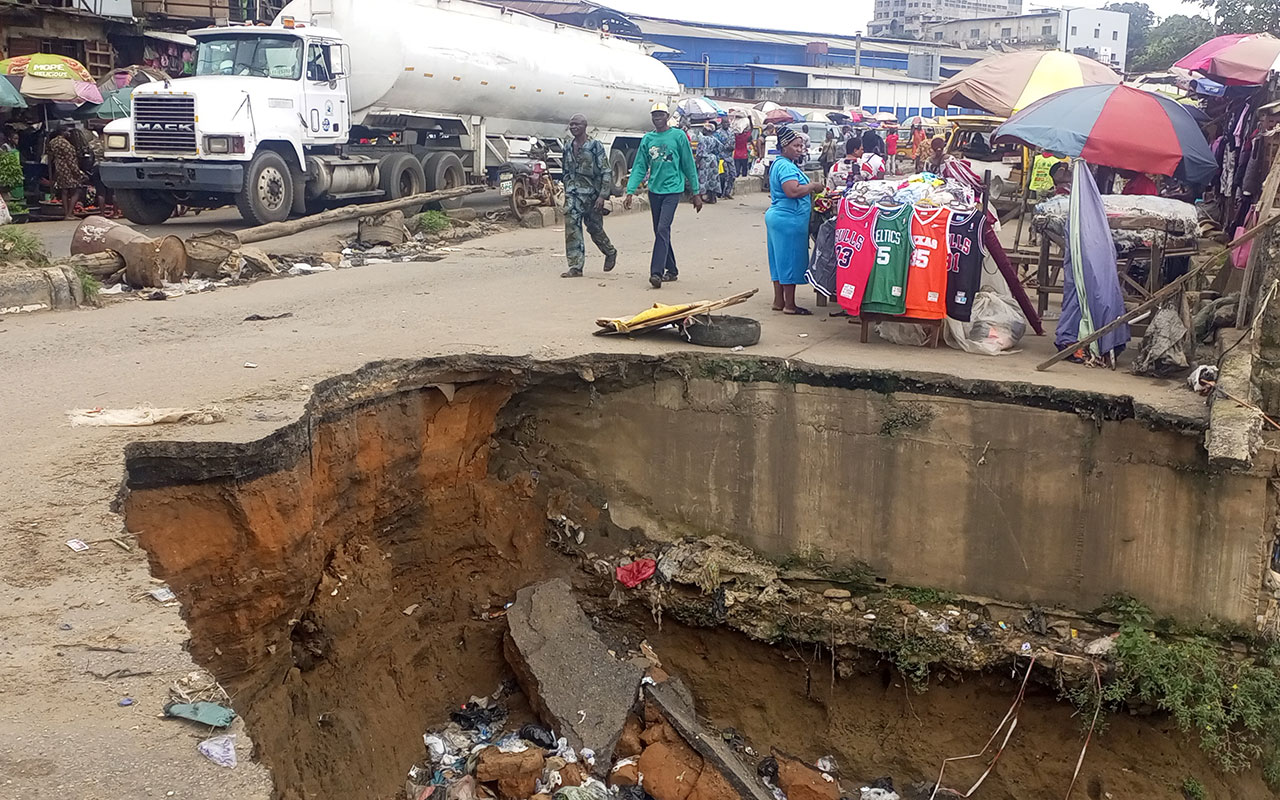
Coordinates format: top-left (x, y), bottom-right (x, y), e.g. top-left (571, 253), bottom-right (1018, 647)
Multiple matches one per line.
top-left (1056, 160), bottom-right (1129, 361)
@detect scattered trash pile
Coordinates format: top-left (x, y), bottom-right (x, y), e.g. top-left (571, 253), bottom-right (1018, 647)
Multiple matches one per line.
top-left (163, 669), bottom-right (241, 769)
top-left (343, 208), bottom-right (506, 267)
top-left (404, 577), bottom-right (904, 800)
top-left (602, 535), bottom-right (1118, 682)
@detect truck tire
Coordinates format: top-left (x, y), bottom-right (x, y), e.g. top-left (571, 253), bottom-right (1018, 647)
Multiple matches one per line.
top-left (379, 153), bottom-right (426, 200)
top-left (608, 149), bottom-right (629, 197)
top-left (236, 150), bottom-right (294, 225)
top-left (422, 152), bottom-right (467, 209)
top-left (115, 188), bottom-right (176, 226)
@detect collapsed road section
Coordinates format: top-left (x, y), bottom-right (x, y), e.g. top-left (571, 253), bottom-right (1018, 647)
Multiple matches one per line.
top-left (118, 353), bottom-right (1280, 799)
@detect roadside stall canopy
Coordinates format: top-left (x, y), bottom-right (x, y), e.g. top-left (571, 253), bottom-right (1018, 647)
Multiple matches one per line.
top-left (1175, 33), bottom-right (1280, 85)
top-left (931, 50), bottom-right (1120, 117)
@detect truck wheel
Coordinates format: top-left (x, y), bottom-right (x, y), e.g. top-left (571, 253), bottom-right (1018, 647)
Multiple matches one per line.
top-left (379, 153), bottom-right (426, 200)
top-left (422, 152), bottom-right (467, 209)
top-left (236, 150), bottom-right (294, 225)
top-left (115, 188), bottom-right (176, 226)
top-left (608, 149), bottom-right (629, 197)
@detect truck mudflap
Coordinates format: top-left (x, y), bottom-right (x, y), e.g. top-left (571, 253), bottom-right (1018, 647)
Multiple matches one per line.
top-left (100, 161), bottom-right (243, 193)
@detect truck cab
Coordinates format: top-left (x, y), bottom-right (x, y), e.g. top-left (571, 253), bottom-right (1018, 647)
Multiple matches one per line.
top-left (101, 19), bottom-right (373, 225)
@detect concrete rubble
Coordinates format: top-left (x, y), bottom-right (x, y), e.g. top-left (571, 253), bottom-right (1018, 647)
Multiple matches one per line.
top-left (504, 578), bottom-right (643, 768)
top-left (404, 576), bottom-right (895, 800)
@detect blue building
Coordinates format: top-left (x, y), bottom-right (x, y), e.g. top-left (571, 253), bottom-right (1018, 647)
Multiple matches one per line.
top-left (498, 2), bottom-right (986, 118)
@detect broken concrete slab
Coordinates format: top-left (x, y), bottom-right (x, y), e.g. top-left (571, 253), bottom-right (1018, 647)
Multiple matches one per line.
top-left (1206, 337), bottom-right (1262, 470)
top-left (644, 681), bottom-right (775, 800)
top-left (503, 578), bottom-right (642, 770)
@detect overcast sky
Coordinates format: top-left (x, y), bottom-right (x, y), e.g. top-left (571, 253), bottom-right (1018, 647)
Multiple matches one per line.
top-left (605, 0), bottom-right (1213, 36)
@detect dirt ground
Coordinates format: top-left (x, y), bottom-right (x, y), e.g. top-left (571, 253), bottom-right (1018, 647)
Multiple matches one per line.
top-left (0, 191), bottom-right (1207, 799)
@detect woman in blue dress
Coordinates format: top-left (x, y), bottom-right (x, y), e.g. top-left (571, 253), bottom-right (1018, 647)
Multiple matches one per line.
top-left (766, 127), bottom-right (822, 314)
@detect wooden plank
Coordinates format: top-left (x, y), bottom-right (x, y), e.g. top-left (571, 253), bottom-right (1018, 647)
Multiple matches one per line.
top-left (233, 185), bottom-right (483, 244)
top-left (1036, 264), bottom-right (1204, 370)
top-left (1237, 156), bottom-right (1280, 327)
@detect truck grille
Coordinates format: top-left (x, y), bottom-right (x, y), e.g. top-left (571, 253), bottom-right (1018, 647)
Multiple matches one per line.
top-left (133, 96), bottom-right (197, 154)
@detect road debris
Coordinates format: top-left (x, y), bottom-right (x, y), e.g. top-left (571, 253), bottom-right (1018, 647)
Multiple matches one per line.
top-left (164, 700), bottom-right (236, 728)
top-left (65, 538), bottom-right (89, 552)
top-left (198, 734), bottom-right (238, 768)
top-left (68, 407), bottom-right (225, 427)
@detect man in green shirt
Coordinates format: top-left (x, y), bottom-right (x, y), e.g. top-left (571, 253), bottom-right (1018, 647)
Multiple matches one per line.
top-left (624, 103), bottom-right (702, 289)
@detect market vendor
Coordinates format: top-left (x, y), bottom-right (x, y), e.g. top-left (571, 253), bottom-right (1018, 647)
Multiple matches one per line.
top-left (1050, 161), bottom-right (1072, 196)
top-left (45, 128), bottom-right (83, 220)
top-left (766, 127), bottom-right (822, 315)
top-left (826, 138), bottom-right (864, 192)
top-left (1120, 169), bottom-right (1159, 196)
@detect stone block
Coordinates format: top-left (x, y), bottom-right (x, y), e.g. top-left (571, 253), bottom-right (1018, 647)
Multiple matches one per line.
top-left (615, 714), bottom-right (644, 758)
top-left (775, 753), bottom-right (839, 800)
top-left (475, 747), bottom-right (545, 782)
top-left (638, 741), bottom-right (704, 800)
top-left (504, 579), bottom-right (643, 771)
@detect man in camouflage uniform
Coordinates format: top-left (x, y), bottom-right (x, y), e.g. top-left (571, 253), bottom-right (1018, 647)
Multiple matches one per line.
top-left (561, 114), bottom-right (617, 277)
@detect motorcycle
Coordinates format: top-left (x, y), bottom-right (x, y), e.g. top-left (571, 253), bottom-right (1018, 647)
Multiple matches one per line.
top-left (497, 144), bottom-right (559, 217)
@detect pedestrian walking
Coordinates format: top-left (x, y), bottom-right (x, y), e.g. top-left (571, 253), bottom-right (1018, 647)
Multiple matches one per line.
top-left (733, 122), bottom-right (752, 177)
top-left (694, 122), bottom-right (722, 204)
top-left (624, 103), bottom-right (702, 289)
top-left (46, 128), bottom-right (83, 220)
top-left (560, 114), bottom-right (617, 278)
top-left (715, 119), bottom-right (735, 199)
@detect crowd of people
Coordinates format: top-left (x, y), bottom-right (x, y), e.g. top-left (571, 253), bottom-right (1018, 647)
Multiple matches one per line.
top-left (0, 122), bottom-right (112, 223)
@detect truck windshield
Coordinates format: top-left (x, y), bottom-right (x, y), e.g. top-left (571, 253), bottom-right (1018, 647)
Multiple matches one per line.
top-left (195, 35), bottom-right (303, 80)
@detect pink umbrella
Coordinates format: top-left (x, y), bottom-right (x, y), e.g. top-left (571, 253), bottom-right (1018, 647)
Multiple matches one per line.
top-left (1175, 32), bottom-right (1280, 85)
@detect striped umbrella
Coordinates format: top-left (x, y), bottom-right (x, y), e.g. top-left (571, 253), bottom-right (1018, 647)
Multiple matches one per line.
top-left (932, 51), bottom-right (1120, 117)
top-left (1175, 32), bottom-right (1280, 85)
top-left (994, 84), bottom-right (1216, 184)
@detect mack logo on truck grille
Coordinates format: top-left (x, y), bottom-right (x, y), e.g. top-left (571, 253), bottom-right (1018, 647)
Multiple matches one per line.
top-left (134, 95), bottom-right (198, 154)
top-left (136, 122), bottom-right (196, 132)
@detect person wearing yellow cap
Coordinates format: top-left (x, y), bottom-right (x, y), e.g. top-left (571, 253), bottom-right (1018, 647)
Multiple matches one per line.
top-left (624, 102), bottom-right (702, 289)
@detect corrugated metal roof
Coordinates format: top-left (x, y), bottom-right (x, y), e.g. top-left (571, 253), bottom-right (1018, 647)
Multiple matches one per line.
top-left (629, 14), bottom-right (969, 55)
top-left (749, 63), bottom-right (940, 85)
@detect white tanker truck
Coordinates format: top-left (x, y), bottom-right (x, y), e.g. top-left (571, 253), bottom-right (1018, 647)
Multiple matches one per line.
top-left (99, 0), bottom-right (679, 225)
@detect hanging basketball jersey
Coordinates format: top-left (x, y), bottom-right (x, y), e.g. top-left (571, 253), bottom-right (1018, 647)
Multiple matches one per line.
top-left (861, 204), bottom-right (912, 316)
top-left (904, 206), bottom-right (951, 320)
top-left (834, 200), bottom-right (878, 316)
top-left (946, 210), bottom-right (985, 322)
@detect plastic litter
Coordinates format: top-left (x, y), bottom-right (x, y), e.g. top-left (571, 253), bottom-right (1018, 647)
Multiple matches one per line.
top-left (616, 558), bottom-right (657, 588)
top-left (815, 755), bottom-right (839, 774)
top-left (1188, 364), bottom-right (1218, 394)
top-left (757, 755), bottom-right (779, 783)
top-left (859, 789), bottom-right (899, 800)
top-left (118, 697), bottom-right (134, 707)
top-left (450, 699), bottom-right (507, 731)
top-left (197, 734), bottom-right (237, 768)
top-left (65, 539), bottom-right (89, 552)
top-left (149, 586), bottom-right (176, 602)
top-left (519, 723), bottom-right (556, 749)
top-left (553, 778), bottom-right (609, 800)
top-left (164, 700), bottom-right (237, 728)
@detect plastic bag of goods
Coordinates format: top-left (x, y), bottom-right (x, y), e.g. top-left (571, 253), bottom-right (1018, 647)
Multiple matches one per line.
top-left (874, 321), bottom-right (929, 346)
top-left (748, 159), bottom-right (766, 177)
top-left (943, 291), bottom-right (1026, 355)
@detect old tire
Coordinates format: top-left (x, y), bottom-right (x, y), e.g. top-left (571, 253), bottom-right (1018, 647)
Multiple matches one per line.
top-left (115, 188), bottom-right (176, 226)
top-left (608, 149), bottom-right (629, 197)
top-left (683, 314), bottom-right (761, 348)
top-left (379, 153), bottom-right (426, 200)
top-left (235, 150), bottom-right (294, 225)
top-left (422, 152), bottom-right (467, 209)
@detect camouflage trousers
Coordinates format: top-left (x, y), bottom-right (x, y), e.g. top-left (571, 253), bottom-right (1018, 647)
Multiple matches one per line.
top-left (564, 193), bottom-right (615, 272)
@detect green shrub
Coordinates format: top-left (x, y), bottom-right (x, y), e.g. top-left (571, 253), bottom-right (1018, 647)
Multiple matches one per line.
top-left (413, 210), bottom-right (451, 234)
top-left (1181, 777), bottom-right (1207, 800)
top-left (0, 226), bottom-right (49, 266)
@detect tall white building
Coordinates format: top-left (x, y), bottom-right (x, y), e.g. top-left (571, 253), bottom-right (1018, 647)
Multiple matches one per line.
top-left (869, 0), bottom-right (1025, 39)
top-left (923, 7), bottom-right (1129, 71)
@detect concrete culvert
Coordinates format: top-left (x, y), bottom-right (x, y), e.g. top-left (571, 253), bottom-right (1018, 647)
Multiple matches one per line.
top-left (117, 354), bottom-right (1276, 800)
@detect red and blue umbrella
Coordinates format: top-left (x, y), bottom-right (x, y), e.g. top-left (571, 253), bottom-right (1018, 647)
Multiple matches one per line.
top-left (993, 84), bottom-right (1216, 184)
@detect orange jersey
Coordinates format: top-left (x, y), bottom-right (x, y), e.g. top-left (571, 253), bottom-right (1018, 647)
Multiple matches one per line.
top-left (904, 207), bottom-right (951, 320)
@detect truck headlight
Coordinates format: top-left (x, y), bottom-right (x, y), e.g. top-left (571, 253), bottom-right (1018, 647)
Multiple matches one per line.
top-left (105, 134), bottom-right (129, 151)
top-left (204, 136), bottom-right (245, 154)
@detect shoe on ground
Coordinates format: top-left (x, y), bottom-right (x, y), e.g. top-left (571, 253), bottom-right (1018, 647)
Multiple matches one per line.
top-left (561, 269), bottom-right (583, 278)
top-left (662, 272), bottom-right (678, 282)
top-left (649, 274), bottom-right (662, 289)
top-left (603, 252), bottom-right (617, 272)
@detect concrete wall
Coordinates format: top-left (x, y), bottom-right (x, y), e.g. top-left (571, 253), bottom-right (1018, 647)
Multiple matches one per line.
top-left (518, 376), bottom-right (1272, 626)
